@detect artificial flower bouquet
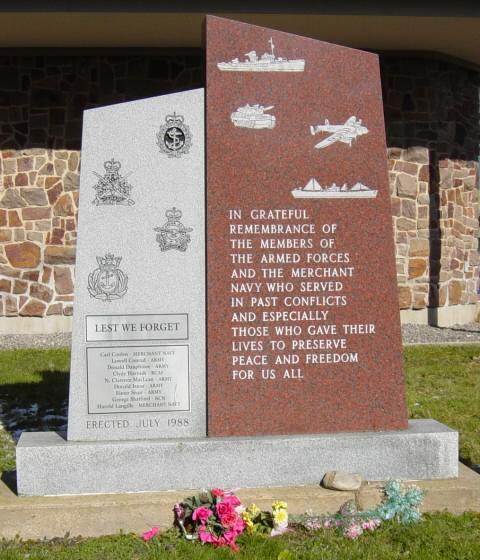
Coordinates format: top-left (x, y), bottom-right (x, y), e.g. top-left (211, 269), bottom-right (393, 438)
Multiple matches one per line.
top-left (173, 488), bottom-right (246, 551)
top-left (242, 500), bottom-right (289, 536)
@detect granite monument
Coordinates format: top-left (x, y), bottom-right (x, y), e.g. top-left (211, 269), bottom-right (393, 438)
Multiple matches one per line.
top-left (206, 15), bottom-right (408, 436)
top-left (67, 89), bottom-right (205, 441)
top-left (16, 19), bottom-right (457, 496)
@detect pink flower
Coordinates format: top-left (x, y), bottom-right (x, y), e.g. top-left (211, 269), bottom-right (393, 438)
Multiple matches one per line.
top-left (344, 523), bottom-right (363, 539)
top-left (323, 519), bottom-right (334, 528)
top-left (216, 501), bottom-right (236, 525)
top-left (222, 494), bottom-right (241, 507)
top-left (142, 526), bottom-right (160, 541)
top-left (198, 526), bottom-right (217, 544)
top-left (192, 506), bottom-right (213, 524)
top-left (362, 518), bottom-right (381, 531)
top-left (211, 488), bottom-right (225, 498)
top-left (232, 517), bottom-right (245, 533)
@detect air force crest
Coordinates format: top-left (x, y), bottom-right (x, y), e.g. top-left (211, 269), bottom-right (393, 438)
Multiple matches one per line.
top-left (156, 112), bottom-right (192, 158)
top-left (154, 208), bottom-right (193, 252)
top-left (87, 253), bottom-right (128, 301)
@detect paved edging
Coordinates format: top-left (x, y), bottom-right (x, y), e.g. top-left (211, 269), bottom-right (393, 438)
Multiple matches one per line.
top-left (0, 463), bottom-right (478, 540)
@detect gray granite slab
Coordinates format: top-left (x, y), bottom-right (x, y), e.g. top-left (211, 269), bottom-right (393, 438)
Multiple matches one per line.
top-left (67, 89), bottom-right (205, 441)
top-left (17, 420), bottom-right (458, 496)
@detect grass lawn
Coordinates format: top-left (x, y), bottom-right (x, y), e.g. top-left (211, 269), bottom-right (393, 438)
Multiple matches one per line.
top-left (0, 344), bottom-right (479, 558)
top-left (0, 513), bottom-right (479, 559)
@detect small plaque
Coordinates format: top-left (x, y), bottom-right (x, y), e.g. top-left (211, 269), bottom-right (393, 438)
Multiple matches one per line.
top-left (86, 345), bottom-right (190, 414)
top-left (86, 314), bottom-right (188, 342)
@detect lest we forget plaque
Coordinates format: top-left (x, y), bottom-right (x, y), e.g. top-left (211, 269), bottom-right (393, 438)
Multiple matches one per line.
top-left (206, 16), bottom-right (408, 436)
top-left (67, 90), bottom-right (205, 441)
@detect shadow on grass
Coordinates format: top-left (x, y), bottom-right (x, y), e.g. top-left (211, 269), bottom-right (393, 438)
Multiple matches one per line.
top-left (0, 369), bottom-right (69, 435)
top-left (0, 369), bottom-right (69, 474)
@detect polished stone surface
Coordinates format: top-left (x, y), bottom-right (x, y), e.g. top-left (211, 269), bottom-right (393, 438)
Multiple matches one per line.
top-left (206, 16), bottom-right (408, 436)
top-left (67, 89), bottom-right (205, 441)
top-left (17, 420), bottom-right (457, 496)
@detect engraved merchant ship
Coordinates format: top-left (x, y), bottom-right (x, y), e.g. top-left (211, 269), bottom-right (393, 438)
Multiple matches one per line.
top-left (291, 178), bottom-right (378, 199)
top-left (218, 38), bottom-right (305, 72)
top-left (231, 104), bottom-right (276, 129)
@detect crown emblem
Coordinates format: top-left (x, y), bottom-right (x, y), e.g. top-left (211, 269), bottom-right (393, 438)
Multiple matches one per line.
top-left (104, 158), bottom-right (122, 172)
top-left (165, 207), bottom-right (183, 220)
top-left (165, 112), bottom-right (184, 126)
top-left (156, 111), bottom-right (192, 158)
top-left (87, 253), bottom-right (128, 301)
top-left (92, 158), bottom-right (134, 206)
top-left (154, 207), bottom-right (193, 252)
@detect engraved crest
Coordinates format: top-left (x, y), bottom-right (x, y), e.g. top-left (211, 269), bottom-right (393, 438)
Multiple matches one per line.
top-left (156, 112), bottom-right (192, 158)
top-left (87, 253), bottom-right (128, 301)
top-left (92, 159), bottom-right (134, 206)
top-left (154, 207), bottom-right (193, 252)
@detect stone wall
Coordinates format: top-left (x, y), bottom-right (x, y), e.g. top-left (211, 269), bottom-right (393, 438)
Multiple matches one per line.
top-left (0, 52), bottom-right (478, 321)
top-left (381, 56), bottom-right (479, 314)
top-left (0, 53), bottom-right (202, 320)
top-left (0, 149), bottom-right (79, 317)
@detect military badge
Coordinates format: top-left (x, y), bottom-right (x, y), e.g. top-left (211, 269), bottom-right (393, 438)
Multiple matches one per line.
top-left (156, 112), bottom-right (192, 158)
top-left (87, 253), bottom-right (128, 301)
top-left (154, 207), bottom-right (193, 252)
top-left (92, 159), bottom-right (134, 206)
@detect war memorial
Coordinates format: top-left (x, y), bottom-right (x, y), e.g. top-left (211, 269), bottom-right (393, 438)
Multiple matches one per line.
top-left (12, 17), bottom-right (460, 497)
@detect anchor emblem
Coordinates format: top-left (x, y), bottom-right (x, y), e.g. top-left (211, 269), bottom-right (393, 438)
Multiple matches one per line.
top-left (87, 253), bottom-right (128, 301)
top-left (157, 112), bottom-right (192, 158)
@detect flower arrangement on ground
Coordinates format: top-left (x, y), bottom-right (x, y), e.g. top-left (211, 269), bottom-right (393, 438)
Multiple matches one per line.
top-left (242, 500), bottom-right (289, 536)
top-left (294, 480), bottom-right (425, 539)
top-left (173, 488), bottom-right (246, 551)
top-left (141, 480), bottom-right (425, 549)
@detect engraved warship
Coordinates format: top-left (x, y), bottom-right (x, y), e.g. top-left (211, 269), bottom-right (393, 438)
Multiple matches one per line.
top-left (231, 104), bottom-right (276, 129)
top-left (218, 38), bottom-right (305, 72)
top-left (291, 178), bottom-right (378, 199)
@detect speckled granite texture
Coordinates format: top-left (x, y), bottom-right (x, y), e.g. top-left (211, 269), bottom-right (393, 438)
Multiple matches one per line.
top-left (16, 420), bottom-right (458, 496)
top-left (206, 16), bottom-right (408, 436)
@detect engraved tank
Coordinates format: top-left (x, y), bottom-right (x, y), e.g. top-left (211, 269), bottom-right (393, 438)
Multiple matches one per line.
top-left (230, 104), bottom-right (276, 129)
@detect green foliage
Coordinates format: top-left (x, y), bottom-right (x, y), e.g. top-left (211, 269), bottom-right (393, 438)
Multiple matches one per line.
top-left (0, 513), bottom-right (480, 559)
top-left (404, 344), bottom-right (480, 467)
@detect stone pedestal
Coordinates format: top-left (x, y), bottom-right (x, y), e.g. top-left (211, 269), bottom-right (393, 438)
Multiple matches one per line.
top-left (16, 419), bottom-right (457, 496)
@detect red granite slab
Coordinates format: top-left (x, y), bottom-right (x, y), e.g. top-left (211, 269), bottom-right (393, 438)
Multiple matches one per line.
top-left (206, 16), bottom-right (408, 437)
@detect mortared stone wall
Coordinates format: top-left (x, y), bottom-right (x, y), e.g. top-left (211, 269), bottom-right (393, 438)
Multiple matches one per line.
top-left (0, 53), bottom-right (478, 320)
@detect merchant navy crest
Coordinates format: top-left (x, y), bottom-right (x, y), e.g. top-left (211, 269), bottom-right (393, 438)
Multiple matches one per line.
top-left (87, 254), bottom-right (128, 301)
top-left (156, 112), bottom-right (192, 158)
top-left (92, 159), bottom-right (134, 206)
top-left (154, 207), bottom-right (193, 252)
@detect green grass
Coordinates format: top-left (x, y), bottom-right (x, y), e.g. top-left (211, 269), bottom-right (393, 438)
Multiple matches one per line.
top-left (0, 513), bottom-right (479, 559)
top-left (404, 344), bottom-right (480, 468)
top-left (0, 345), bottom-right (479, 557)
top-left (0, 344), bottom-right (479, 472)
top-left (0, 348), bottom-right (70, 472)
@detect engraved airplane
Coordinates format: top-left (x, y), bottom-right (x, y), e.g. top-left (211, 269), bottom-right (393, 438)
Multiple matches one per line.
top-left (310, 116), bottom-right (369, 149)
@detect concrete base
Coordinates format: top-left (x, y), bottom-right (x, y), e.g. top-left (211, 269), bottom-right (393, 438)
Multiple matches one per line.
top-left (0, 315), bottom-right (73, 335)
top-left (2, 463), bottom-right (478, 540)
top-left (16, 419), bottom-right (458, 496)
top-left (400, 303), bottom-right (479, 326)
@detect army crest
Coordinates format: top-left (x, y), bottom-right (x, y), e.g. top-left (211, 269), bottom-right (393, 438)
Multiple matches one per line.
top-left (154, 207), bottom-right (193, 252)
top-left (156, 112), bottom-right (192, 158)
top-left (87, 253), bottom-right (128, 301)
top-left (92, 159), bottom-right (134, 206)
